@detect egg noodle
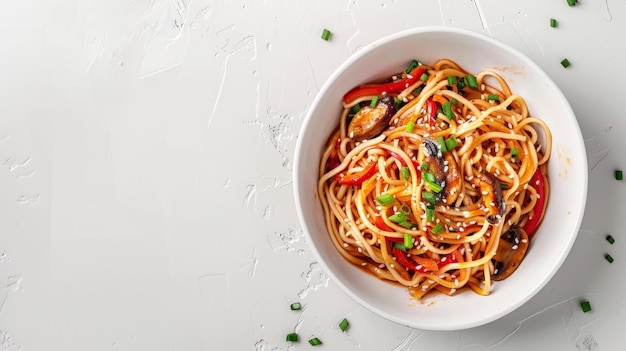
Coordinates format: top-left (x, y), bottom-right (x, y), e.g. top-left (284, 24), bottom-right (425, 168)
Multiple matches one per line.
top-left (317, 58), bottom-right (551, 299)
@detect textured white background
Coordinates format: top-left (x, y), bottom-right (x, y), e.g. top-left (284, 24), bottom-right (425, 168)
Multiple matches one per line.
top-left (0, 0), bottom-right (624, 350)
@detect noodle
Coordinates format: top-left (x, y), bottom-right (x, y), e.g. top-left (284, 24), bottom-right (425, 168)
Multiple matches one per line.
top-left (318, 58), bottom-right (552, 299)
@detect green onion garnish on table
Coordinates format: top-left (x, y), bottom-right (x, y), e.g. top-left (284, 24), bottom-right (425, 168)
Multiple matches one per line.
top-left (561, 58), bottom-right (571, 68)
top-left (580, 300), bottom-right (591, 313)
top-left (615, 170), bottom-right (623, 180)
top-left (290, 302), bottom-right (301, 310)
top-left (339, 318), bottom-right (350, 332)
top-left (606, 234), bottom-right (615, 244)
top-left (321, 28), bottom-right (331, 41)
top-left (605, 254), bottom-right (614, 263)
top-left (286, 332), bottom-right (299, 342)
top-left (309, 337), bottom-right (322, 346)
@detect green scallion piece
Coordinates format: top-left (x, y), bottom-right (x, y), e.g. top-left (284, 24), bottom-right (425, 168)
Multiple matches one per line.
top-left (376, 193), bottom-right (395, 206)
top-left (561, 58), bottom-right (571, 68)
top-left (445, 136), bottom-right (458, 151)
top-left (465, 75), bottom-right (479, 89)
top-left (404, 233), bottom-right (413, 248)
top-left (606, 234), bottom-right (615, 244)
top-left (451, 97), bottom-right (458, 105)
top-left (447, 76), bottom-right (457, 85)
top-left (501, 183), bottom-right (509, 190)
top-left (437, 136), bottom-right (447, 152)
top-left (432, 224), bottom-right (444, 234)
top-left (349, 104), bottom-right (361, 114)
top-left (420, 73), bottom-right (428, 82)
top-left (286, 333), bottom-right (299, 342)
top-left (398, 221), bottom-right (413, 229)
top-left (321, 29), bottom-right (332, 41)
top-left (615, 170), bottom-right (623, 180)
top-left (511, 148), bottom-right (519, 157)
top-left (339, 318), bottom-right (350, 332)
top-left (425, 181), bottom-right (443, 193)
top-left (423, 171), bottom-right (436, 183)
top-left (406, 120), bottom-right (415, 133)
top-left (550, 18), bottom-right (557, 28)
top-left (605, 254), bottom-right (614, 263)
top-left (442, 101), bottom-right (454, 120)
top-left (426, 206), bottom-right (435, 222)
top-left (422, 191), bottom-right (436, 205)
top-left (567, 0), bottom-right (577, 6)
top-left (290, 302), bottom-right (302, 310)
top-left (405, 59), bottom-right (419, 74)
top-left (394, 97), bottom-right (403, 109)
top-left (370, 96), bottom-right (379, 108)
top-left (421, 162), bottom-right (429, 171)
top-left (580, 300), bottom-right (591, 313)
top-left (394, 242), bottom-right (407, 252)
top-left (412, 86), bottom-right (423, 96)
top-left (457, 78), bottom-right (466, 90)
top-left (389, 212), bottom-right (408, 223)
top-left (401, 166), bottom-right (410, 181)
top-left (487, 94), bottom-right (500, 101)
top-left (309, 337), bottom-right (322, 346)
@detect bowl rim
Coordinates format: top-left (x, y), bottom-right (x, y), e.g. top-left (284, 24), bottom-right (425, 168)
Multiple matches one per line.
top-left (293, 25), bottom-right (588, 330)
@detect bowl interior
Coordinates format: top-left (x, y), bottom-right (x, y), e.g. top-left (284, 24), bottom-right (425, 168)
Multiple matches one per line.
top-left (294, 27), bottom-right (587, 330)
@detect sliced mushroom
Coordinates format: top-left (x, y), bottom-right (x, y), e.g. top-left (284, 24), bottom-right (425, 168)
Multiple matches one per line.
top-left (347, 96), bottom-right (396, 141)
top-left (471, 172), bottom-right (505, 224)
top-left (421, 139), bottom-right (462, 205)
top-left (491, 226), bottom-right (529, 281)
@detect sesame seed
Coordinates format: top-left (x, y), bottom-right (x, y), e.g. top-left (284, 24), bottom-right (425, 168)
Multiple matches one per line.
top-left (361, 262), bottom-right (367, 266)
top-left (349, 131), bottom-right (354, 138)
top-left (390, 263), bottom-right (395, 268)
top-left (512, 245), bottom-right (518, 250)
top-left (454, 279), bottom-right (459, 286)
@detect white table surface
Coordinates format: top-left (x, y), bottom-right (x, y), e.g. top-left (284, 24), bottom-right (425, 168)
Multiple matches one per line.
top-left (1, 0), bottom-right (624, 350)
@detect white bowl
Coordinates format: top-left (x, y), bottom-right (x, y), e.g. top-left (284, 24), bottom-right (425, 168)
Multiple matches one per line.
top-left (293, 26), bottom-right (587, 330)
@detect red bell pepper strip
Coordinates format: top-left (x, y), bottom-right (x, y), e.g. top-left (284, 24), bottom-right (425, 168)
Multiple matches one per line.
top-left (426, 98), bottom-right (437, 126)
top-left (335, 162), bottom-right (378, 185)
top-left (387, 150), bottom-right (421, 171)
top-left (392, 247), bottom-right (460, 273)
top-left (325, 137), bottom-right (342, 172)
top-left (343, 67), bottom-right (426, 105)
top-left (523, 169), bottom-right (547, 238)
top-left (374, 216), bottom-right (394, 232)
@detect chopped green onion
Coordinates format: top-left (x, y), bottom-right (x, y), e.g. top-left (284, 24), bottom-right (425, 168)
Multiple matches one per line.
top-left (465, 75), bottom-right (479, 89)
top-left (501, 183), bottom-right (509, 190)
top-left (421, 162), bottom-right (429, 172)
top-left (447, 76), bottom-right (457, 85)
top-left (550, 18), bottom-right (557, 27)
top-left (567, 0), bottom-right (577, 6)
top-left (290, 302), bottom-right (302, 310)
top-left (398, 221), bottom-right (413, 229)
top-left (420, 73), bottom-right (428, 82)
top-left (339, 318), bottom-right (350, 332)
top-left (404, 233), bottom-right (413, 248)
top-left (376, 193), bottom-right (395, 206)
top-left (286, 333), bottom-right (299, 342)
top-left (394, 242), bottom-right (407, 252)
top-left (442, 101), bottom-right (454, 120)
top-left (423, 171), bottom-right (436, 183)
top-left (309, 337), bottom-right (322, 346)
top-left (615, 170), bottom-right (623, 180)
top-left (605, 254), bottom-right (614, 263)
top-left (457, 79), bottom-right (466, 90)
top-left (606, 234), bottom-right (615, 244)
top-left (406, 120), bottom-right (415, 133)
top-left (561, 58), bottom-right (571, 68)
top-left (437, 136), bottom-right (447, 152)
top-left (321, 29), bottom-right (332, 41)
top-left (412, 86), bottom-right (423, 96)
top-left (394, 97), bottom-right (403, 109)
top-left (422, 191), bottom-right (436, 205)
top-left (511, 148), bottom-right (519, 157)
top-left (349, 104), bottom-right (361, 114)
top-left (401, 166), bottom-right (410, 181)
top-left (580, 300), bottom-right (591, 313)
top-left (405, 59), bottom-right (420, 74)
top-left (451, 97), bottom-right (458, 105)
top-left (426, 206), bottom-right (435, 222)
top-left (445, 136), bottom-right (458, 151)
top-left (432, 224), bottom-right (444, 234)
top-left (389, 212), bottom-right (408, 223)
top-left (425, 181), bottom-right (443, 193)
top-left (370, 96), bottom-right (379, 108)
top-left (487, 94), bottom-right (500, 101)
